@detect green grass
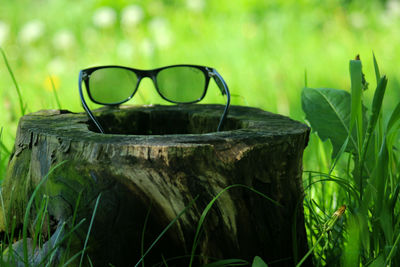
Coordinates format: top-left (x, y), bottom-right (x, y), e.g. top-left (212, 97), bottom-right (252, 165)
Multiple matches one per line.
top-left (302, 55), bottom-right (400, 265)
top-left (1, 0), bottom-right (400, 266)
top-left (0, 161), bottom-right (92, 266)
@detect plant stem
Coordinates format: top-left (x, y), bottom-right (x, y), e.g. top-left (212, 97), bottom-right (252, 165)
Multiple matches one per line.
top-left (0, 47), bottom-right (25, 116)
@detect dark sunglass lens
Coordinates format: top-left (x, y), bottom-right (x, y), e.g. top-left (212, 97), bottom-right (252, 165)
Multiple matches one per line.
top-left (156, 66), bottom-right (206, 103)
top-left (89, 68), bottom-right (138, 104)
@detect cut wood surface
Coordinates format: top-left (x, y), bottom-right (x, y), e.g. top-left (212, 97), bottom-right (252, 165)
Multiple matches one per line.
top-left (1, 104), bottom-right (311, 266)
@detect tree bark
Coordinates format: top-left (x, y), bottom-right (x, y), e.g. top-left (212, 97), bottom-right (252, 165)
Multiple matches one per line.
top-left (1, 104), bottom-right (311, 266)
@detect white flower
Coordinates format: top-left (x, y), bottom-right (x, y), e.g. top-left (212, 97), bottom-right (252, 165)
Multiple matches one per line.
top-left (148, 17), bottom-right (172, 48)
top-left (141, 39), bottom-right (154, 57)
top-left (186, 0), bottom-right (205, 12)
top-left (23, 50), bottom-right (41, 65)
top-left (117, 41), bottom-right (134, 59)
top-left (92, 7), bottom-right (117, 29)
top-left (387, 0), bottom-right (400, 18)
top-left (19, 20), bottom-right (45, 44)
top-left (121, 5), bottom-right (144, 28)
top-left (0, 21), bottom-right (9, 45)
top-left (349, 12), bottom-right (366, 29)
top-left (47, 57), bottom-right (66, 75)
top-left (52, 29), bottom-right (76, 51)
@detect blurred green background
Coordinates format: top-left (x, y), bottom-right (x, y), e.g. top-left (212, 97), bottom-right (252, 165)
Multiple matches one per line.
top-left (1, 0), bottom-right (400, 171)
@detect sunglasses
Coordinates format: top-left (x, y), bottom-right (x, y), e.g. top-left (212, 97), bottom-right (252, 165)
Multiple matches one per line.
top-left (79, 64), bottom-right (231, 134)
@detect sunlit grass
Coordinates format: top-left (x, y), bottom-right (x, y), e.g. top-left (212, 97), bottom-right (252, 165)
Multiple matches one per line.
top-left (1, 0), bottom-right (400, 265)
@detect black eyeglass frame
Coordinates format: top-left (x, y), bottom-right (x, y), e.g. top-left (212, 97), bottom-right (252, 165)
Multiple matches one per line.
top-left (79, 64), bottom-right (231, 134)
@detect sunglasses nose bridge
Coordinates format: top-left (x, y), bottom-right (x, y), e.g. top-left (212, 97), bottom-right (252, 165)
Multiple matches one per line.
top-left (133, 75), bottom-right (160, 98)
top-left (136, 75), bottom-right (156, 84)
top-left (135, 70), bottom-right (157, 84)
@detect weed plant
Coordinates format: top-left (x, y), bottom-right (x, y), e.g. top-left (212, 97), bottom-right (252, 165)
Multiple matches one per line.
top-left (301, 55), bottom-right (400, 266)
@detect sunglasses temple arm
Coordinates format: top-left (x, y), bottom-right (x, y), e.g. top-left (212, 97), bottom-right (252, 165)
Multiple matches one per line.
top-left (212, 70), bottom-right (231, 132)
top-left (79, 72), bottom-right (105, 134)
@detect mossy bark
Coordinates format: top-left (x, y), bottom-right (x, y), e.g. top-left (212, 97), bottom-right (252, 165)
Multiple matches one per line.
top-left (1, 104), bottom-right (311, 266)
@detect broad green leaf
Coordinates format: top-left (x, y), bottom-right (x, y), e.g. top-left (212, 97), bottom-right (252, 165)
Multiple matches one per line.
top-left (302, 87), bottom-right (357, 158)
top-left (252, 256), bottom-right (268, 267)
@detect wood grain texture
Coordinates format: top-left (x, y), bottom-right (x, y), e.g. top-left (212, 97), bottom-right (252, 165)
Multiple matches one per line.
top-left (1, 104), bottom-right (311, 266)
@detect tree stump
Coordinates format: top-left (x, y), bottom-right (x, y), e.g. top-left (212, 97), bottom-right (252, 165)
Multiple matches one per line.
top-left (1, 104), bottom-right (311, 266)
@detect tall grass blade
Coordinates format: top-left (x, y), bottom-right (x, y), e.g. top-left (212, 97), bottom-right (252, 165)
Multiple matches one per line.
top-left (297, 205), bottom-right (346, 267)
top-left (134, 196), bottom-right (199, 267)
top-left (364, 76), bottom-right (387, 143)
top-left (7, 216), bottom-right (17, 262)
top-left (189, 184), bottom-right (281, 267)
top-left (201, 258), bottom-right (249, 266)
top-left (49, 75), bottom-right (62, 110)
top-left (389, 183), bottom-right (400, 212)
top-left (0, 47), bottom-right (25, 116)
top-left (304, 69), bottom-right (308, 87)
top-left (360, 76), bottom-right (388, 182)
top-left (152, 254), bottom-right (209, 267)
top-left (0, 189), bottom-right (8, 239)
top-left (0, 140), bottom-right (10, 158)
top-left (329, 135), bottom-right (350, 175)
top-left (79, 193), bottom-right (102, 267)
top-left (296, 234), bottom-right (324, 267)
top-left (87, 255), bottom-right (94, 267)
top-left (349, 59), bottom-right (363, 156)
top-left (386, 101), bottom-right (400, 134)
top-left (371, 139), bottom-right (389, 216)
top-left (140, 201), bottom-right (152, 267)
top-left (305, 199), bottom-right (323, 229)
top-left (372, 52), bottom-right (381, 84)
top-left (386, 230), bottom-right (400, 265)
top-left (303, 172), bottom-right (359, 201)
top-left (22, 160), bottom-right (67, 265)
top-left (252, 256), bottom-right (268, 267)
top-left (343, 215), bottom-right (361, 266)
top-left (45, 221), bottom-right (66, 267)
top-left (62, 190), bottom-right (83, 264)
top-left (0, 127), bottom-right (11, 156)
top-left (292, 201), bottom-right (300, 264)
top-left (37, 219), bottom-right (86, 266)
top-left (61, 250), bottom-right (83, 267)
top-left (161, 254), bottom-right (168, 267)
top-left (32, 195), bottom-right (49, 252)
